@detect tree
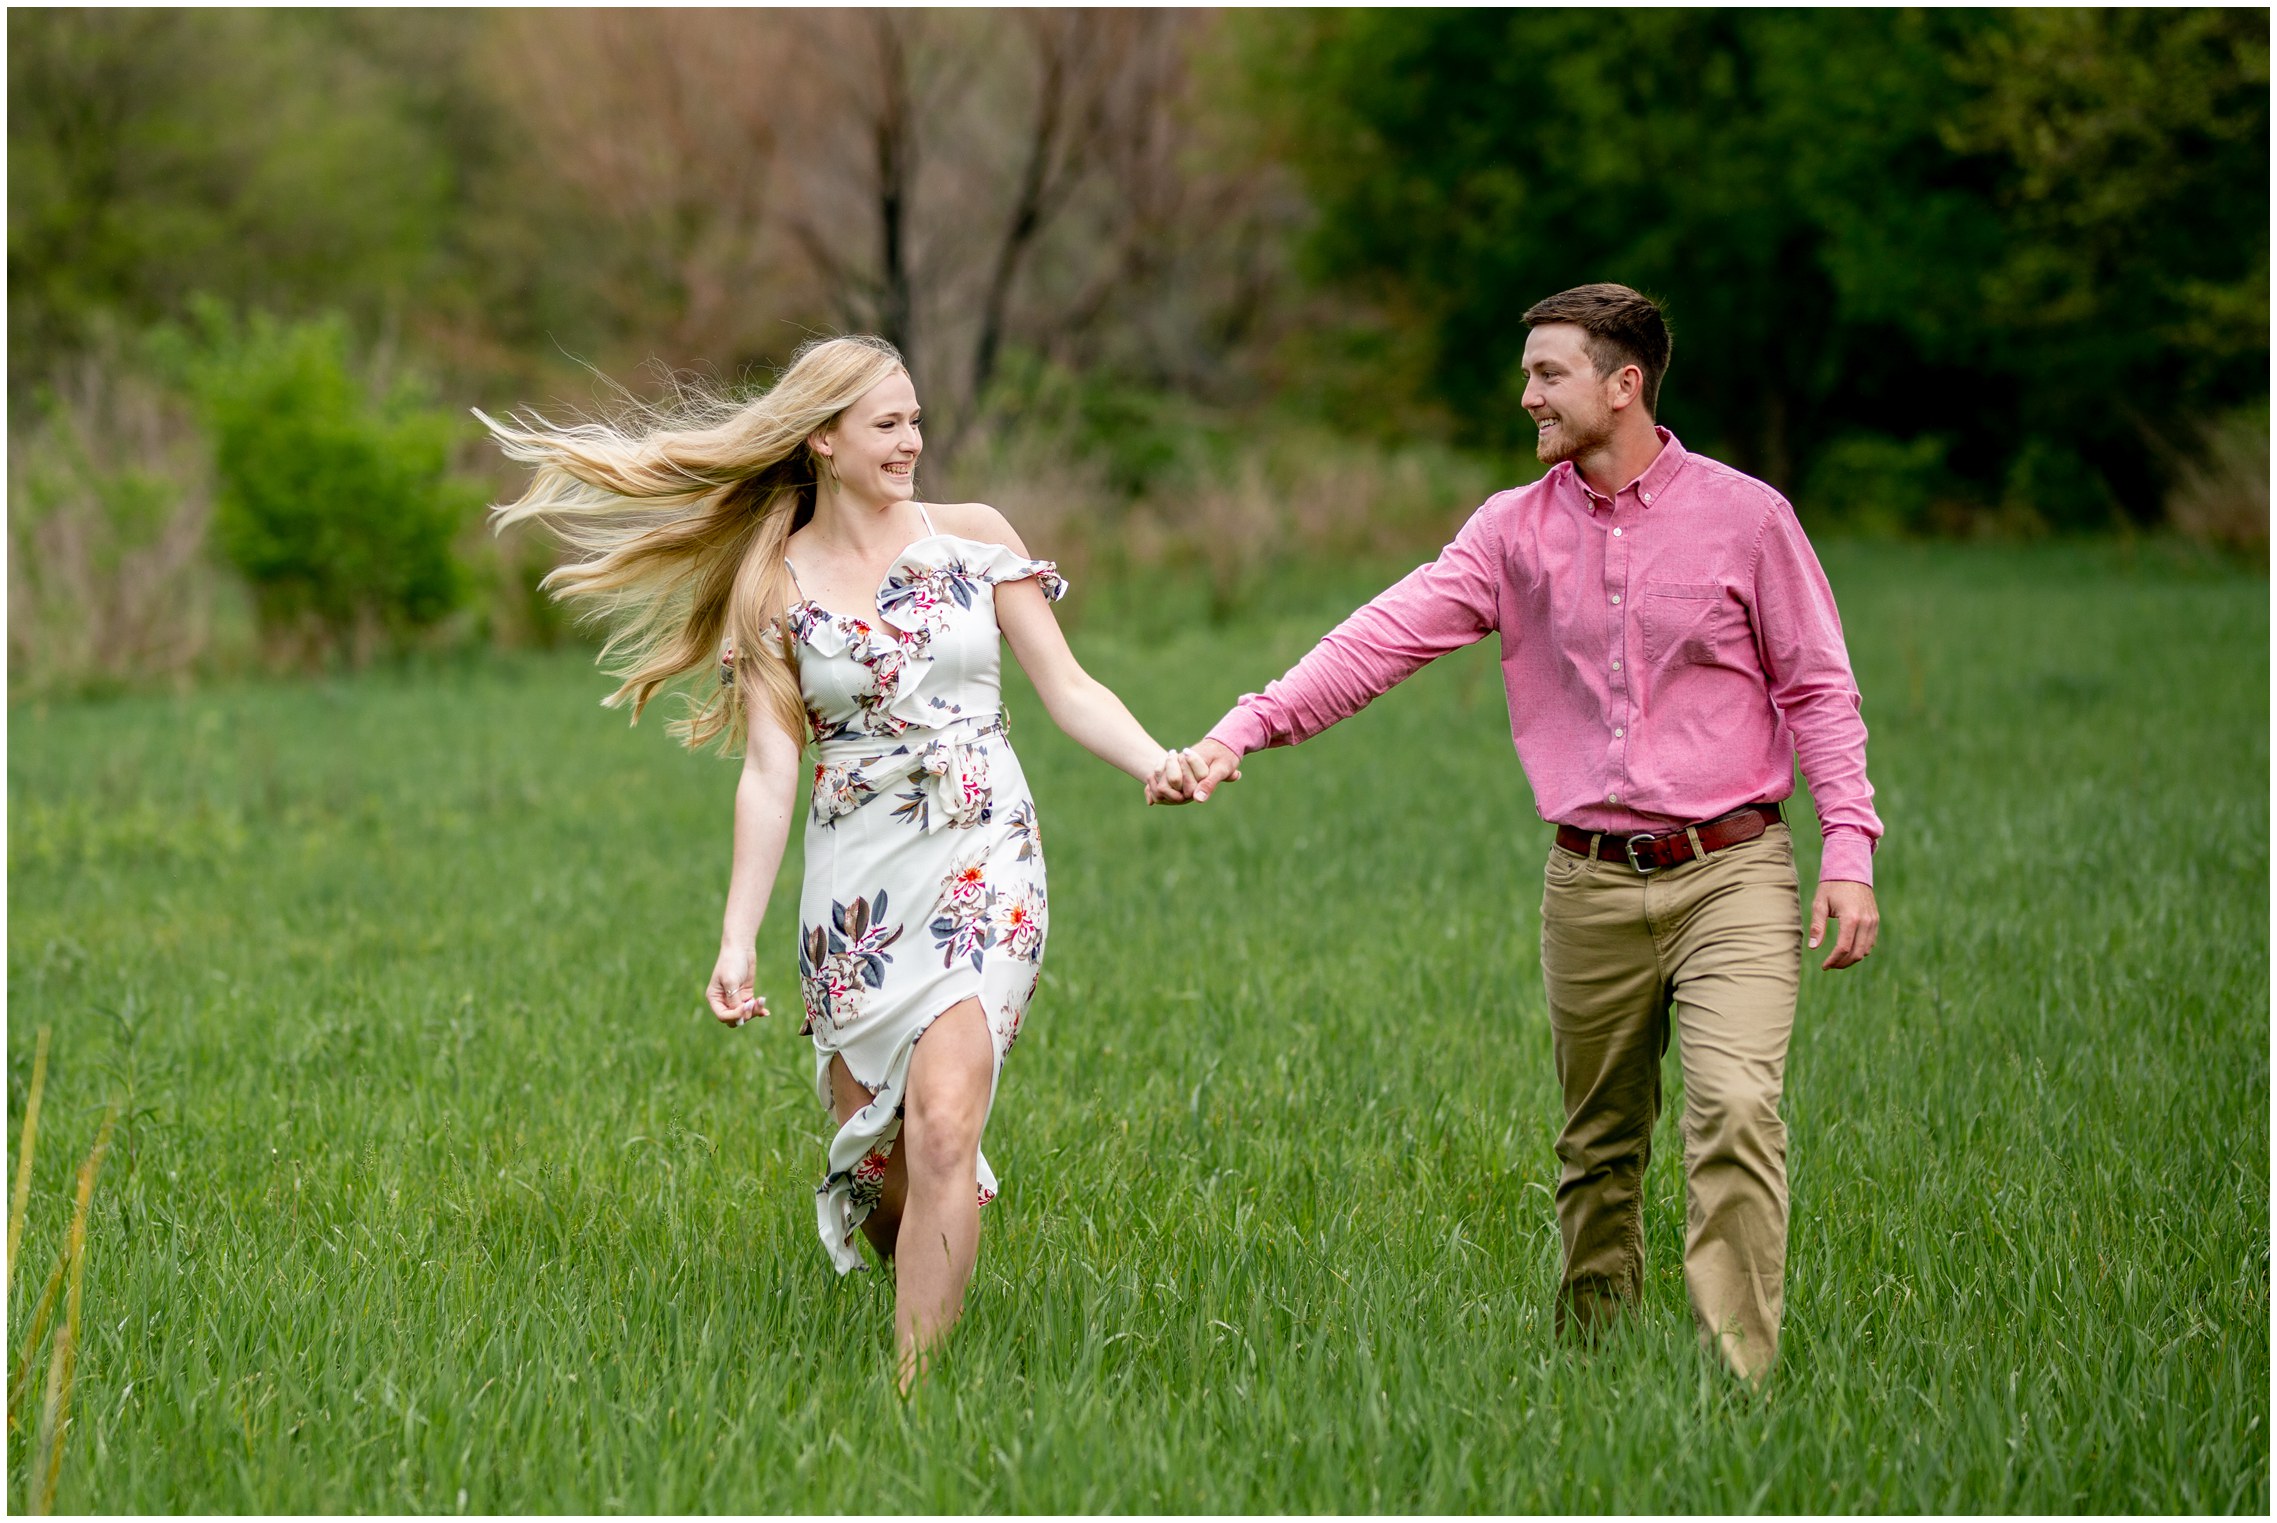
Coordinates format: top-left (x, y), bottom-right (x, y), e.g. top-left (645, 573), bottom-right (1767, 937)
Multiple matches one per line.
top-left (1242, 8), bottom-right (2269, 522)
top-left (459, 10), bottom-right (1279, 452)
top-left (7, 9), bottom-right (450, 393)
top-left (456, 10), bottom-right (812, 382)
top-left (1943, 8), bottom-right (2270, 514)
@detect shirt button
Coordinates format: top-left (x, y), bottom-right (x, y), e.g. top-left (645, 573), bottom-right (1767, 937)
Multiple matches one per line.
top-left (1612, 527), bottom-right (1623, 537)
top-left (1612, 659), bottom-right (1622, 671)
top-left (1642, 492), bottom-right (1654, 504)
top-left (1610, 593), bottom-right (1622, 606)
top-left (1614, 727), bottom-right (1625, 738)
top-left (1607, 793), bottom-right (1620, 805)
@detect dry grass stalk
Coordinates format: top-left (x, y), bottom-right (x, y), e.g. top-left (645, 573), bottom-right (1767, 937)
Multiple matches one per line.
top-left (7, 351), bottom-right (219, 696)
top-left (8, 1026), bottom-right (52, 1291)
top-left (1186, 454), bottom-right (1284, 618)
top-left (2166, 410), bottom-right (2270, 553)
top-left (947, 419), bottom-right (1506, 625)
top-left (27, 1106), bottom-right (115, 1516)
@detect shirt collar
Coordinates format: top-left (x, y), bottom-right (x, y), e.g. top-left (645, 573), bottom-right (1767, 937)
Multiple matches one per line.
top-left (1557, 426), bottom-right (1688, 509)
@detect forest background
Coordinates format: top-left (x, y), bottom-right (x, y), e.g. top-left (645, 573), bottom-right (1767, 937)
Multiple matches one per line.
top-left (7, 7), bottom-right (2270, 694)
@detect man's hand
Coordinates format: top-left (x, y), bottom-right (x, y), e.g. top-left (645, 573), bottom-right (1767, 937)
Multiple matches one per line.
top-left (1808, 880), bottom-right (1880, 971)
top-left (1147, 739), bottom-right (1242, 805)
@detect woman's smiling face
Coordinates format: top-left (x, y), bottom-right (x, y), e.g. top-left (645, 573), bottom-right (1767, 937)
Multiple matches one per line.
top-left (818, 370), bottom-right (922, 504)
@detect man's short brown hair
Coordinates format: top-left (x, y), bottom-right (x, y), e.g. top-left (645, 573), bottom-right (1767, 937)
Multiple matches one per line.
top-left (1523, 284), bottom-right (1672, 416)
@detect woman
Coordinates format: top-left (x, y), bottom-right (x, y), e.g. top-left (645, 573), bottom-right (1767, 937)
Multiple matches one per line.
top-left (484, 335), bottom-right (1187, 1387)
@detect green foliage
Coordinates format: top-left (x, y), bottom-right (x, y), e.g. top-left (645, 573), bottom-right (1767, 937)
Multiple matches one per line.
top-left (6, 546), bottom-right (2266, 1510)
top-left (1241, 9), bottom-right (2270, 524)
top-left (2001, 440), bottom-right (2123, 534)
top-left (5, 5), bottom-right (2267, 581)
top-left (985, 349), bottom-right (1234, 500)
top-left (1945, 9), bottom-right (2270, 370)
top-left (1800, 435), bottom-right (1959, 538)
top-left (6, 10), bottom-right (454, 392)
top-left (160, 305), bottom-right (476, 654)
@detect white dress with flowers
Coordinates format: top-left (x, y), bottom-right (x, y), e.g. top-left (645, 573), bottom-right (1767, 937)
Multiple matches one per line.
top-left (766, 511), bottom-right (1064, 1273)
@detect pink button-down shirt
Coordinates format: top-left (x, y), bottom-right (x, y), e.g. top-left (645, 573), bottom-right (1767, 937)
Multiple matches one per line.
top-left (1206, 430), bottom-right (1881, 884)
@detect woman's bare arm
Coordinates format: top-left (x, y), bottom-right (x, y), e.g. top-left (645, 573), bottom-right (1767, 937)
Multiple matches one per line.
top-left (706, 707), bottom-right (804, 1024)
top-left (995, 576), bottom-right (1171, 782)
top-left (924, 502), bottom-right (1164, 785)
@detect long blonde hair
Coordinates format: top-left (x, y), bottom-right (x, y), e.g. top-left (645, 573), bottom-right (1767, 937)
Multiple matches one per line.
top-left (480, 335), bottom-right (907, 751)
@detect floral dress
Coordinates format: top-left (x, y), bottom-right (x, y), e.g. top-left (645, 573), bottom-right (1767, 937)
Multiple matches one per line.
top-left (763, 511), bottom-right (1066, 1273)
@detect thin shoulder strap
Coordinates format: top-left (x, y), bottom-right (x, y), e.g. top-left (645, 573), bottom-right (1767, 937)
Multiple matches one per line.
top-left (917, 503), bottom-right (937, 535)
top-left (782, 557), bottom-right (807, 597)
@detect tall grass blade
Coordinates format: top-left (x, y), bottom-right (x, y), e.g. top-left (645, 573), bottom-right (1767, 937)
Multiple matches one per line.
top-left (28, 1106), bottom-right (114, 1517)
top-left (8, 1026), bottom-right (52, 1292)
top-left (7, 1253), bottom-right (66, 1436)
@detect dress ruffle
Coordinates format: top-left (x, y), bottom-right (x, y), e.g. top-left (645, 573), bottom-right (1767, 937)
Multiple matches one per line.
top-left (874, 536), bottom-right (1068, 640)
top-left (741, 533), bottom-right (1066, 677)
top-left (771, 536), bottom-right (1066, 720)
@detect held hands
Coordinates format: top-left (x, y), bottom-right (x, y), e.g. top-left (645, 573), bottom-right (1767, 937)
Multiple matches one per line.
top-left (705, 943), bottom-right (769, 1027)
top-left (1808, 879), bottom-right (1881, 971)
top-left (1145, 738), bottom-right (1242, 805)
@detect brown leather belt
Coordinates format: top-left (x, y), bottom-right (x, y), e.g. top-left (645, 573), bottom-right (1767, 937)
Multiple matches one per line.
top-left (1554, 802), bottom-right (1783, 875)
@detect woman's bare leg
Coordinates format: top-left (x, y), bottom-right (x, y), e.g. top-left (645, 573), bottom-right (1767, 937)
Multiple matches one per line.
top-left (828, 1055), bottom-right (907, 1259)
top-left (893, 998), bottom-right (993, 1391)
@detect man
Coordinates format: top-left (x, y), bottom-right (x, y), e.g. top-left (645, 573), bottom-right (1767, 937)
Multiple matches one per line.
top-left (1159, 283), bottom-right (1881, 1382)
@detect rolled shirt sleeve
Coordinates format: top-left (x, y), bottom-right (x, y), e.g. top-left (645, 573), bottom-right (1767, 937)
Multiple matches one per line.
top-left (1749, 497), bottom-right (1882, 884)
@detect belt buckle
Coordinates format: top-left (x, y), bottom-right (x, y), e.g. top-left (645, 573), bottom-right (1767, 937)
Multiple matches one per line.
top-left (1624, 833), bottom-right (1661, 875)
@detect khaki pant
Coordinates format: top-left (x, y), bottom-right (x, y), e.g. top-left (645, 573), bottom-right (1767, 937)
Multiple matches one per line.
top-left (1539, 821), bottom-right (1802, 1381)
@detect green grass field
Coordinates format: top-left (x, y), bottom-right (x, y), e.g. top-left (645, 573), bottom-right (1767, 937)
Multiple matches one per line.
top-left (8, 540), bottom-right (2268, 1512)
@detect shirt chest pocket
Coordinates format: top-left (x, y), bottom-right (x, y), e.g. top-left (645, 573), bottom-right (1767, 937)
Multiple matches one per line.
top-left (1642, 583), bottom-right (1731, 667)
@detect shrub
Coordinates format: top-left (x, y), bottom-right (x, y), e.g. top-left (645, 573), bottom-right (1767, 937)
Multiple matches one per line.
top-left (2001, 438), bottom-right (2121, 533)
top-left (1800, 434), bottom-right (1961, 536)
top-left (164, 304), bottom-right (477, 661)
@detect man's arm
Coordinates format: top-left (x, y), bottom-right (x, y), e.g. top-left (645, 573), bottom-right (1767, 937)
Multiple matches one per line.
top-left (1168, 502), bottom-right (1504, 801)
top-left (1751, 497), bottom-right (1883, 968)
